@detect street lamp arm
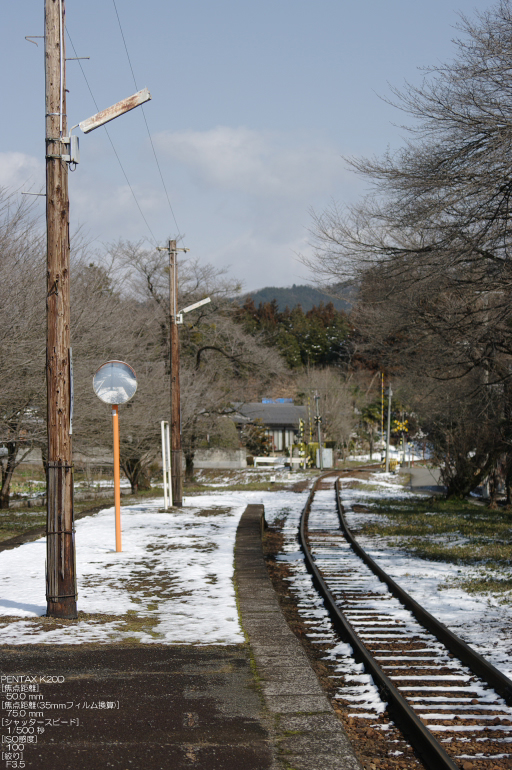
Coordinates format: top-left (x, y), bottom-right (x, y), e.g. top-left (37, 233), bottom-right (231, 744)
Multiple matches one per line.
top-left (79, 87), bottom-right (151, 134)
top-left (180, 297), bottom-right (212, 315)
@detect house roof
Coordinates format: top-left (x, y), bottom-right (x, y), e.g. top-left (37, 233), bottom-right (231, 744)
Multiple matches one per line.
top-left (230, 403), bottom-right (307, 429)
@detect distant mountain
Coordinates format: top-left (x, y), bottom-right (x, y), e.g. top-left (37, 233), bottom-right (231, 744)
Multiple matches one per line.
top-left (236, 283), bottom-right (353, 313)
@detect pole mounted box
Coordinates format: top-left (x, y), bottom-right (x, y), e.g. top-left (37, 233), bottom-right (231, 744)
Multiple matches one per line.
top-left (61, 135), bottom-right (79, 164)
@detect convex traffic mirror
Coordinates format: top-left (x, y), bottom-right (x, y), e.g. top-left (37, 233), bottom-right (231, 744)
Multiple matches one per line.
top-left (92, 360), bottom-right (137, 552)
top-left (93, 360), bottom-right (137, 405)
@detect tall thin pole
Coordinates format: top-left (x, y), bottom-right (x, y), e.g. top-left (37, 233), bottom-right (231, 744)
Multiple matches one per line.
top-left (314, 392), bottom-right (323, 470)
top-left (45, 0), bottom-right (77, 618)
top-left (161, 421), bottom-right (168, 510)
top-left (385, 385), bottom-right (392, 474)
top-left (381, 373), bottom-right (384, 448)
top-left (112, 405), bottom-right (122, 552)
top-left (160, 420), bottom-right (173, 509)
top-left (166, 421), bottom-right (172, 507)
top-left (168, 240), bottom-right (183, 506)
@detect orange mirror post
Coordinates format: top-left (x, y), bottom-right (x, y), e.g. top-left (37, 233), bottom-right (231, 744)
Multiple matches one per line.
top-left (112, 404), bottom-right (122, 552)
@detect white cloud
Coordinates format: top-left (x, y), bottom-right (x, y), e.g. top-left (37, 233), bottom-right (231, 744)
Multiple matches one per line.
top-left (211, 229), bottom-right (313, 290)
top-left (0, 135), bottom-right (356, 291)
top-left (0, 152), bottom-right (44, 192)
top-left (154, 126), bottom-right (344, 198)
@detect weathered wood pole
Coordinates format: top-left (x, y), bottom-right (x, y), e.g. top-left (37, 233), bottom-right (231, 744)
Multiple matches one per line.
top-left (45, 0), bottom-right (77, 618)
top-left (169, 241), bottom-right (183, 506)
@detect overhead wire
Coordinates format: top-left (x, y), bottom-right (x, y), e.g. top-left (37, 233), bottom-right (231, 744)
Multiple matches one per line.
top-left (66, 29), bottom-right (159, 246)
top-left (111, 0), bottom-right (182, 240)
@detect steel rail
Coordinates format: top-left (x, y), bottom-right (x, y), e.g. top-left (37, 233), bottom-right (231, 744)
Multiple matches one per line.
top-left (299, 475), bottom-right (460, 770)
top-left (334, 477), bottom-right (512, 707)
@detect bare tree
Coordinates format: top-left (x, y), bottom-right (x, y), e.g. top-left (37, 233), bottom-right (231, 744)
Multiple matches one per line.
top-left (0, 213), bottom-right (286, 501)
top-left (305, 1), bottom-right (512, 496)
top-left (295, 368), bottom-right (357, 459)
top-left (0, 190), bottom-right (46, 507)
top-left (308, 2), bottom-right (512, 375)
top-left (85, 240), bottom-right (286, 480)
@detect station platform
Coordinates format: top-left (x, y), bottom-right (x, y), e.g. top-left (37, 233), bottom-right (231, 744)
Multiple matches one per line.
top-left (0, 504), bottom-right (362, 770)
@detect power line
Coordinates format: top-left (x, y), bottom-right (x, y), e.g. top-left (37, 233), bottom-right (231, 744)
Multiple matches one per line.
top-left (66, 29), bottom-right (158, 246)
top-left (111, 0), bottom-right (182, 240)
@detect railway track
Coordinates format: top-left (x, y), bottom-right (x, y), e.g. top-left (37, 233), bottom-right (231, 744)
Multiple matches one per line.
top-left (299, 472), bottom-right (512, 770)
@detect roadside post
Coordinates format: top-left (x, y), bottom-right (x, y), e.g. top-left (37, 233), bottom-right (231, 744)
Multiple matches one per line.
top-left (385, 385), bottom-right (393, 473)
top-left (161, 420), bottom-right (172, 509)
top-left (93, 361), bottom-right (138, 552)
top-left (314, 392), bottom-right (323, 470)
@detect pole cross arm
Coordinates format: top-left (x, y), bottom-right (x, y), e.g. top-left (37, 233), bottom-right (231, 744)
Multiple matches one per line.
top-left (79, 87), bottom-right (151, 134)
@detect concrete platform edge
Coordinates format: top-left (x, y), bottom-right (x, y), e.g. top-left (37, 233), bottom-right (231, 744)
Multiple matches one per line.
top-left (234, 503), bottom-right (363, 770)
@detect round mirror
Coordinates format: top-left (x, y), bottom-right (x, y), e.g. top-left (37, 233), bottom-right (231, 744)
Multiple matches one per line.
top-left (93, 360), bottom-right (137, 405)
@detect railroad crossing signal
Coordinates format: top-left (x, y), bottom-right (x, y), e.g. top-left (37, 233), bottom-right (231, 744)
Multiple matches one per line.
top-left (298, 418), bottom-right (305, 440)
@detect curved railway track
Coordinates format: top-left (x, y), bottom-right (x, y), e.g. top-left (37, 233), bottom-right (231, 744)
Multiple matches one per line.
top-left (298, 472), bottom-right (512, 770)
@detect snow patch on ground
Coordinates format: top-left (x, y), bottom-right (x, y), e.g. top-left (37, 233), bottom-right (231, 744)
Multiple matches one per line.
top-left (341, 473), bottom-right (512, 680)
top-left (0, 490), bottom-right (305, 646)
top-left (268, 472), bottom-right (512, 715)
top-left (0, 469), bottom-right (510, 695)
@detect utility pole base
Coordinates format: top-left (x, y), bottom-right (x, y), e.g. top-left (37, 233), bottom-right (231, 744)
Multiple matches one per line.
top-left (46, 602), bottom-right (78, 620)
top-left (46, 462), bottom-right (77, 619)
top-left (171, 449), bottom-right (183, 507)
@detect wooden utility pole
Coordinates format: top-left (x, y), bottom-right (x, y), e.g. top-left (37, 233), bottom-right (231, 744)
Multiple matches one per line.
top-left (45, 0), bottom-right (77, 618)
top-left (167, 240), bottom-right (183, 506)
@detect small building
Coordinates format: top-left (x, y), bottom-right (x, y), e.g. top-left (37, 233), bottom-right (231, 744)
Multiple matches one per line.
top-left (230, 402), bottom-right (307, 452)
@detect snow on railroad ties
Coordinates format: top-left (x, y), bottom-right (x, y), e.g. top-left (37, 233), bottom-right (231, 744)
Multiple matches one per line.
top-left (0, 488), bottom-right (307, 646)
top-left (273, 471), bottom-right (512, 720)
top-left (272, 489), bottom-right (389, 718)
top-left (340, 473), bottom-right (512, 682)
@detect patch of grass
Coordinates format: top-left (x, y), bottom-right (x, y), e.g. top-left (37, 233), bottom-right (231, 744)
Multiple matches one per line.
top-left (0, 486), bottom-right (167, 543)
top-left (10, 479), bottom-right (46, 496)
top-left (195, 507), bottom-right (232, 517)
top-left (120, 610), bottom-right (162, 640)
top-left (226, 481), bottom-right (290, 491)
top-left (0, 510), bottom-right (46, 542)
top-left (0, 611), bottom-right (162, 642)
top-left (185, 479), bottom-right (291, 493)
top-left (12, 465), bottom-right (45, 482)
top-left (440, 572), bottom-right (512, 603)
top-left (358, 495), bottom-right (512, 566)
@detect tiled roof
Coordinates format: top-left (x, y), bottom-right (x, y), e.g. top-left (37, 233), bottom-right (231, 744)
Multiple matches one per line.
top-left (230, 403), bottom-right (307, 429)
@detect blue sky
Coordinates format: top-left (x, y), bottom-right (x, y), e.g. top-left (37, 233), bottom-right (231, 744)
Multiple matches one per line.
top-left (1, 1), bottom-right (494, 291)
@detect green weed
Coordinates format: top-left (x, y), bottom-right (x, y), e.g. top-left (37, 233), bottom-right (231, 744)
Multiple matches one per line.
top-left (358, 495), bottom-right (512, 566)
